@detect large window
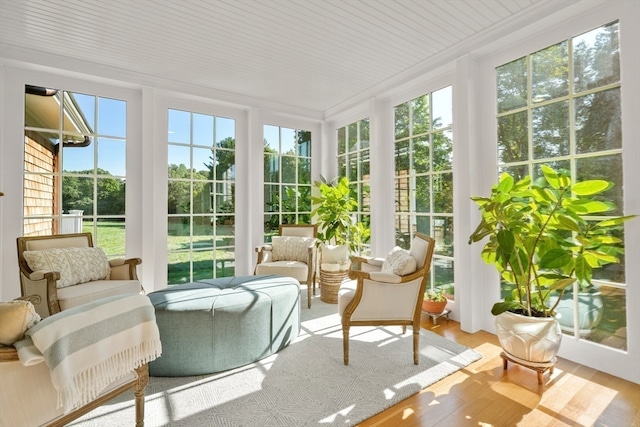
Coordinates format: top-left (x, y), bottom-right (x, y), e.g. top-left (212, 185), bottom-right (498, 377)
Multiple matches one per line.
top-left (393, 86), bottom-right (454, 295)
top-left (337, 118), bottom-right (371, 254)
top-left (496, 21), bottom-right (626, 348)
top-left (263, 125), bottom-right (312, 241)
top-left (167, 109), bottom-right (236, 285)
top-left (23, 86), bottom-right (128, 257)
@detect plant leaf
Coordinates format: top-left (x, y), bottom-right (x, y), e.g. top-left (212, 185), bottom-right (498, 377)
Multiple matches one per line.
top-left (572, 180), bottom-right (611, 196)
top-left (539, 248), bottom-right (572, 269)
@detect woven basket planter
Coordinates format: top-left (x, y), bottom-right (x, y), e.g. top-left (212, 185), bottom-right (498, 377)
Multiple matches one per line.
top-left (320, 269), bottom-right (348, 304)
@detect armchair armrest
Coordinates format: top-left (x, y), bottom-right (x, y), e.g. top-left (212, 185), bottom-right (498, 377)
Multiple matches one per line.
top-left (20, 270), bottom-right (61, 318)
top-left (254, 244), bottom-right (274, 266)
top-left (109, 257), bottom-right (141, 281)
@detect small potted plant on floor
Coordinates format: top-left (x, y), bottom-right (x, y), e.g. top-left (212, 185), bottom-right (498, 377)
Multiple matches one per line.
top-left (468, 165), bottom-right (635, 367)
top-left (422, 290), bottom-right (448, 314)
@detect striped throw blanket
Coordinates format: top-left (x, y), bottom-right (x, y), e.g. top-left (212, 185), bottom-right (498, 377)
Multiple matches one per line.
top-left (14, 294), bottom-right (162, 412)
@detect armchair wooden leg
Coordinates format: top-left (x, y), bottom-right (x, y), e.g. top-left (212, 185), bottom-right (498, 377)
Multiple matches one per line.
top-left (343, 326), bottom-right (350, 365)
top-left (307, 282), bottom-right (312, 308)
top-left (134, 364), bottom-right (149, 427)
top-left (413, 329), bottom-right (420, 365)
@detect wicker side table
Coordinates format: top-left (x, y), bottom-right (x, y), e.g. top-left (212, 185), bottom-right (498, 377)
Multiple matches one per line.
top-left (320, 269), bottom-right (348, 303)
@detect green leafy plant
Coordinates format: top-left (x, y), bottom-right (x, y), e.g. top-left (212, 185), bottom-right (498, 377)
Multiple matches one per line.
top-left (424, 290), bottom-right (447, 302)
top-left (311, 176), bottom-right (370, 253)
top-left (468, 165), bottom-right (635, 318)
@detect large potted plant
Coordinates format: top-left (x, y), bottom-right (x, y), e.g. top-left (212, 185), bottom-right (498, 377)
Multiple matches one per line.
top-left (469, 165), bottom-right (635, 367)
top-left (311, 176), bottom-right (370, 303)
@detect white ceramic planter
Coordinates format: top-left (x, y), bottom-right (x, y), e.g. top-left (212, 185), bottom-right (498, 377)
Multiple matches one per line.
top-left (494, 311), bottom-right (562, 366)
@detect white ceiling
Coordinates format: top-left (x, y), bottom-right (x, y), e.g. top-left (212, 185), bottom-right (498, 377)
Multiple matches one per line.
top-left (0, 0), bottom-right (580, 116)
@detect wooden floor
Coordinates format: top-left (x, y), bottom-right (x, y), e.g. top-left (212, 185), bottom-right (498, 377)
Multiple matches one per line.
top-left (358, 315), bottom-right (640, 427)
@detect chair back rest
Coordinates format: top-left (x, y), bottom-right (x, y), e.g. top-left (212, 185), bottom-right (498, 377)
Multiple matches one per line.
top-left (279, 224), bottom-right (317, 238)
top-left (17, 233), bottom-right (94, 273)
top-left (408, 233), bottom-right (435, 272)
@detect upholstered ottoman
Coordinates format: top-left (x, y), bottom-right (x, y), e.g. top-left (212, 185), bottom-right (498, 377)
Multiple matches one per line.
top-left (148, 275), bottom-right (300, 376)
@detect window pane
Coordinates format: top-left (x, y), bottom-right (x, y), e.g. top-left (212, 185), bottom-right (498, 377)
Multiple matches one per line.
top-left (576, 154), bottom-right (623, 215)
top-left (434, 258), bottom-right (454, 287)
top-left (395, 175), bottom-right (410, 213)
top-left (168, 251), bottom-right (190, 285)
top-left (216, 249), bottom-right (236, 278)
top-left (532, 100), bottom-right (569, 159)
top-left (433, 130), bottom-right (452, 171)
top-left (97, 97), bottom-right (126, 137)
top-left (433, 86), bottom-right (452, 129)
top-left (96, 218), bottom-right (125, 255)
top-left (433, 173), bottom-right (453, 213)
top-left (415, 175), bottom-right (430, 213)
top-left (281, 156), bottom-right (296, 183)
top-left (69, 92), bottom-right (95, 131)
top-left (192, 181), bottom-right (213, 214)
top-left (168, 109), bottom-right (190, 144)
top-left (531, 41), bottom-right (568, 102)
top-left (413, 136), bottom-right (430, 174)
top-left (167, 180), bottom-right (190, 214)
top-left (575, 88), bottom-right (621, 154)
top-left (168, 145), bottom-right (190, 171)
top-left (280, 127), bottom-right (296, 155)
top-left (193, 147), bottom-right (213, 178)
top-left (98, 138), bottom-right (125, 176)
top-left (193, 113), bottom-right (214, 147)
top-left (192, 216), bottom-right (213, 249)
top-left (216, 117), bottom-right (235, 143)
top-left (63, 176), bottom-right (94, 215)
top-left (496, 57), bottom-right (527, 113)
top-left (298, 158), bottom-right (311, 184)
top-left (434, 217), bottom-right (454, 257)
top-left (97, 176), bottom-right (125, 215)
top-left (394, 103), bottom-right (410, 139)
top-left (395, 140), bottom-right (409, 175)
top-left (348, 122), bottom-right (358, 152)
top-left (263, 125), bottom-right (279, 152)
top-left (498, 111), bottom-right (528, 163)
top-left (168, 217), bottom-right (190, 251)
top-left (412, 95), bottom-right (430, 135)
top-left (62, 136), bottom-right (94, 172)
top-left (264, 153), bottom-right (279, 182)
top-left (573, 22), bottom-right (620, 92)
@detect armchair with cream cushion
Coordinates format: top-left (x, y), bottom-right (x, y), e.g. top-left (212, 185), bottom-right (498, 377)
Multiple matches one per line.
top-left (254, 224), bottom-right (318, 308)
top-left (17, 233), bottom-right (143, 318)
top-left (338, 233), bottom-right (435, 365)
top-left (0, 294), bottom-right (161, 427)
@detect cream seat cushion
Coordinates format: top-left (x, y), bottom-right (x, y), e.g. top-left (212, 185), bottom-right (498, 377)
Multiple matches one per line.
top-left (255, 261), bottom-right (309, 283)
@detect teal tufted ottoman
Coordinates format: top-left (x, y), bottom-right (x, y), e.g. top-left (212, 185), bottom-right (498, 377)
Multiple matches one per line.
top-left (148, 275), bottom-right (300, 376)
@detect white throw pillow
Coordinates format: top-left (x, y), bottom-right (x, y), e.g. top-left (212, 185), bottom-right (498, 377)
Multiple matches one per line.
top-left (381, 246), bottom-right (417, 276)
top-left (271, 236), bottom-right (315, 263)
top-left (321, 244), bottom-right (349, 264)
top-left (23, 247), bottom-right (111, 288)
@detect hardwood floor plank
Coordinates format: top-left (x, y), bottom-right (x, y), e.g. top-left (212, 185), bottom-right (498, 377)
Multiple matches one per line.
top-left (356, 319), bottom-right (640, 427)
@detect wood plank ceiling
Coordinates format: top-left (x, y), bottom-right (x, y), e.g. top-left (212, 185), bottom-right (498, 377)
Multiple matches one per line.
top-left (0, 0), bottom-right (578, 115)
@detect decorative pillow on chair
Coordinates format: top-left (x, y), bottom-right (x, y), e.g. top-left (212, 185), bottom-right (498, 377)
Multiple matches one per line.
top-left (0, 300), bottom-right (41, 346)
top-left (381, 246), bottom-right (417, 276)
top-left (271, 236), bottom-right (315, 263)
top-left (23, 247), bottom-right (111, 288)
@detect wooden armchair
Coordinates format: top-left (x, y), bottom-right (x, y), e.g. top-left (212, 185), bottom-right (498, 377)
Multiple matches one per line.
top-left (338, 233), bottom-right (435, 365)
top-left (0, 294), bottom-right (159, 427)
top-left (17, 233), bottom-right (142, 318)
top-left (255, 224), bottom-right (318, 308)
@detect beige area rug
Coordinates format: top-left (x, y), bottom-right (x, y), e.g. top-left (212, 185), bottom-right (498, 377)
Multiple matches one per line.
top-left (70, 292), bottom-right (481, 427)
